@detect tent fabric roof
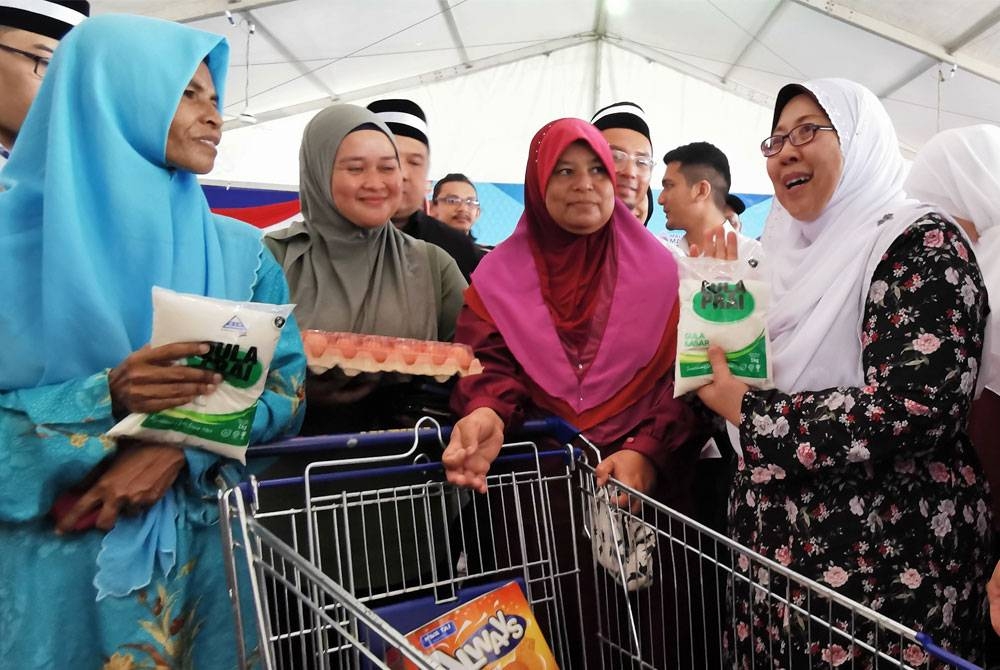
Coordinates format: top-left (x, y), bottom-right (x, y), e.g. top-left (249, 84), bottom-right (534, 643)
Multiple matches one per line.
top-left (91, 0), bottom-right (1000, 191)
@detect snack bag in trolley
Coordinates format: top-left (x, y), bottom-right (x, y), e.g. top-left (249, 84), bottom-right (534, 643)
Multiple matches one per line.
top-left (106, 287), bottom-right (294, 463)
top-left (674, 256), bottom-right (774, 397)
top-left (386, 581), bottom-right (559, 669)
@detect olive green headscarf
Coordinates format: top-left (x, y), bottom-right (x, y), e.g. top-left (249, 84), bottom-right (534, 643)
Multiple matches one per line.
top-left (266, 104), bottom-right (438, 339)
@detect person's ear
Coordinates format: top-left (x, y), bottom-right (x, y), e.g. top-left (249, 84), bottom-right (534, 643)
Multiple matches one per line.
top-left (694, 179), bottom-right (712, 203)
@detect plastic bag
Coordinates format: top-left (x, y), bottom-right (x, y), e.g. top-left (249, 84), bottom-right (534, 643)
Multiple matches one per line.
top-left (674, 256), bottom-right (773, 397)
top-left (590, 489), bottom-right (656, 592)
top-left (106, 287), bottom-right (294, 463)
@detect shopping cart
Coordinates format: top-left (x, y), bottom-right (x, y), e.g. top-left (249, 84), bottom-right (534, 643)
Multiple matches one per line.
top-left (219, 417), bottom-right (981, 670)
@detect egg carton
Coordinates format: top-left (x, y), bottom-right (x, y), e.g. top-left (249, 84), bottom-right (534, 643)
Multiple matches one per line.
top-left (302, 330), bottom-right (484, 382)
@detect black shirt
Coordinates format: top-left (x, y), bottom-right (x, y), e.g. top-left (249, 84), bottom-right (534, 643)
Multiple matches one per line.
top-left (400, 210), bottom-right (480, 282)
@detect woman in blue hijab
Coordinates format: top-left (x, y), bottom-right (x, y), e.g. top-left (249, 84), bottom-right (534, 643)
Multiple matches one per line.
top-left (0, 14), bottom-right (305, 668)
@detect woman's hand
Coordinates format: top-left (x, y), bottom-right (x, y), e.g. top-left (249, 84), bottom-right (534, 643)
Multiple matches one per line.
top-left (109, 343), bottom-right (222, 418)
top-left (689, 226), bottom-right (738, 260)
top-left (696, 346), bottom-right (749, 425)
top-left (595, 449), bottom-right (657, 512)
top-left (55, 441), bottom-right (187, 533)
top-left (989, 560), bottom-right (1000, 635)
top-left (442, 407), bottom-right (505, 494)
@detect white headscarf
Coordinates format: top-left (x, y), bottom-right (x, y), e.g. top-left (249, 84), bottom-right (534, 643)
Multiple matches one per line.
top-left (762, 79), bottom-right (929, 393)
top-left (905, 124), bottom-right (1000, 394)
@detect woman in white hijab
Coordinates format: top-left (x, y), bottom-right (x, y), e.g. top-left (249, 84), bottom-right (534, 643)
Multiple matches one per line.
top-left (905, 124), bottom-right (1000, 396)
top-left (905, 124), bottom-right (1000, 639)
top-left (905, 123), bottom-right (1000, 489)
top-left (698, 80), bottom-right (991, 666)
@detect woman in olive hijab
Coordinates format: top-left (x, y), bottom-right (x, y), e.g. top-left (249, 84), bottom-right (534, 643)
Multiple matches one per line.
top-left (266, 104), bottom-right (466, 434)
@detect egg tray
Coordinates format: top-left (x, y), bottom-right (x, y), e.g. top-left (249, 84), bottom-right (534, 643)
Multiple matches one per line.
top-left (302, 330), bottom-right (484, 382)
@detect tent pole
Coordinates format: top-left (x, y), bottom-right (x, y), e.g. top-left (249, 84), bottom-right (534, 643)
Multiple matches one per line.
top-left (593, 38), bottom-right (603, 112)
top-left (591, 0), bottom-right (607, 110)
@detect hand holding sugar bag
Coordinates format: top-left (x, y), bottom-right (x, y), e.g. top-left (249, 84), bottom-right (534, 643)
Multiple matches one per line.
top-left (674, 257), bottom-right (773, 397)
top-left (106, 287), bottom-right (294, 462)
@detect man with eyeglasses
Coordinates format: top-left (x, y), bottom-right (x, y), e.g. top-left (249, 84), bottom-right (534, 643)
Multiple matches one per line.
top-left (367, 98), bottom-right (480, 282)
top-left (0, 1), bottom-right (88, 170)
top-left (590, 101), bottom-right (656, 225)
top-left (429, 173), bottom-right (490, 259)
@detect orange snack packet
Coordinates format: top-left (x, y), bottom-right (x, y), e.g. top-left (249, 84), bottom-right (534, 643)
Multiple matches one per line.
top-left (386, 582), bottom-right (559, 669)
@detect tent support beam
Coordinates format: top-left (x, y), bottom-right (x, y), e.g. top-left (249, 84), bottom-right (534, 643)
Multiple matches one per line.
top-left (591, 0), bottom-right (607, 110)
top-left (875, 4), bottom-right (1000, 100)
top-left (149, 0), bottom-right (296, 23)
top-left (592, 39), bottom-right (604, 111)
top-left (792, 0), bottom-right (1000, 86)
top-left (722, 0), bottom-right (786, 83)
top-left (605, 36), bottom-right (773, 108)
top-left (223, 33), bottom-right (597, 129)
top-left (438, 0), bottom-right (471, 67)
top-left (945, 4), bottom-right (1000, 52)
top-left (877, 59), bottom-right (935, 99)
top-left (242, 10), bottom-right (340, 102)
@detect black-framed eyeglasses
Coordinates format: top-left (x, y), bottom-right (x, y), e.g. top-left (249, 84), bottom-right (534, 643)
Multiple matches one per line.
top-left (0, 42), bottom-right (50, 78)
top-left (760, 123), bottom-right (836, 157)
top-left (435, 195), bottom-right (480, 208)
top-left (610, 148), bottom-right (657, 174)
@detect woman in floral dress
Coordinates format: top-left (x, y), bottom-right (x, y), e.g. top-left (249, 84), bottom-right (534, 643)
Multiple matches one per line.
top-left (696, 79), bottom-right (992, 667)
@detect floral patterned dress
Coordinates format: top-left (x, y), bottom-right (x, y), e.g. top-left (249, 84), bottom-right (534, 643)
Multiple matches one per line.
top-left (728, 215), bottom-right (991, 668)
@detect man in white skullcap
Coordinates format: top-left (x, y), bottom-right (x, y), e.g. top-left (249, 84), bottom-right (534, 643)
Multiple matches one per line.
top-left (0, 0), bottom-right (89, 168)
top-left (367, 98), bottom-right (481, 282)
top-left (591, 100), bottom-right (656, 224)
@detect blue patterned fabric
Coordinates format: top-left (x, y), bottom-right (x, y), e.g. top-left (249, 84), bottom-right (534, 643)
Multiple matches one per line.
top-left (0, 252), bottom-right (305, 669)
top-left (94, 488), bottom-right (179, 601)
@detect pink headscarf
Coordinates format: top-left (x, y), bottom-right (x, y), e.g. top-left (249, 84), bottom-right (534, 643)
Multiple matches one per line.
top-left (471, 118), bottom-right (679, 413)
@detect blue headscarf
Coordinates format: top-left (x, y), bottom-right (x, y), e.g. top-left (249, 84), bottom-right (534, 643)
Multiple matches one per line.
top-left (0, 14), bottom-right (261, 390)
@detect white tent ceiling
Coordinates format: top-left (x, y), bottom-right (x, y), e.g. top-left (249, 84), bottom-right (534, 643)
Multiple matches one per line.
top-left (91, 0), bottom-right (1000, 193)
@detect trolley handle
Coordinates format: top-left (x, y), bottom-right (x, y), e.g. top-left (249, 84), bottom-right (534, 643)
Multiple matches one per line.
top-left (245, 415), bottom-right (578, 458)
top-left (915, 632), bottom-right (982, 670)
top-left (241, 447), bottom-right (582, 495)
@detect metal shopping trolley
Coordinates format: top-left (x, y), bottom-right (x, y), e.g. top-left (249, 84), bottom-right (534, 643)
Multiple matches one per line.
top-left (219, 417), bottom-right (980, 670)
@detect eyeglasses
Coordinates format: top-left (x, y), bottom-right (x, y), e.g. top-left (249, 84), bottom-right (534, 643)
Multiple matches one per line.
top-left (760, 123), bottom-right (836, 157)
top-left (435, 195), bottom-right (480, 208)
top-left (0, 43), bottom-right (50, 78)
top-left (610, 149), bottom-right (656, 174)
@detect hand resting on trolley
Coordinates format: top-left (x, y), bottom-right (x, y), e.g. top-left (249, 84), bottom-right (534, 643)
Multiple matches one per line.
top-left (594, 449), bottom-right (657, 513)
top-left (443, 407), bottom-right (504, 494)
top-left (443, 407), bottom-right (658, 511)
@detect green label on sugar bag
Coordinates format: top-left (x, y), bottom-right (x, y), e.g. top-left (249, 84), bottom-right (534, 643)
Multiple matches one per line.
top-left (678, 331), bottom-right (768, 379)
top-left (185, 342), bottom-right (263, 389)
top-left (692, 281), bottom-right (756, 323)
top-left (141, 404), bottom-right (257, 446)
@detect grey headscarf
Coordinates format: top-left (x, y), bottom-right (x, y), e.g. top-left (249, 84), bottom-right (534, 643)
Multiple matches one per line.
top-left (266, 104), bottom-right (438, 339)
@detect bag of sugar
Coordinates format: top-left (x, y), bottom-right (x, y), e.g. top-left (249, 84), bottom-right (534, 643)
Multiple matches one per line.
top-left (106, 287), bottom-right (294, 463)
top-left (674, 256), bottom-right (773, 397)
